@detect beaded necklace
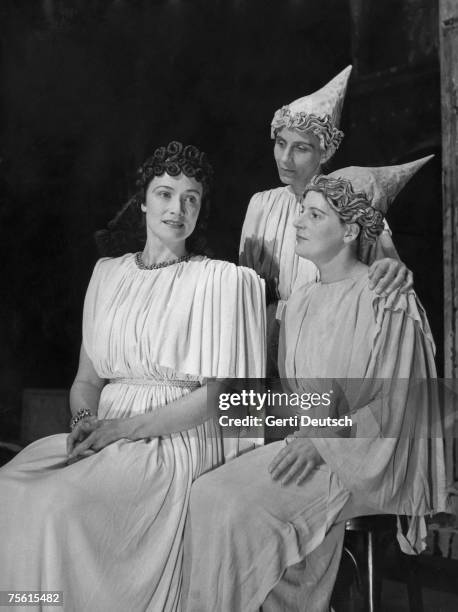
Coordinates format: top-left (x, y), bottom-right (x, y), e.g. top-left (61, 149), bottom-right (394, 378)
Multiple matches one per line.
top-left (134, 252), bottom-right (193, 270)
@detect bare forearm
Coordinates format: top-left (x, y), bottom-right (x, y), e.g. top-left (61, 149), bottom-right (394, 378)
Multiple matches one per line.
top-left (127, 385), bottom-right (217, 439)
top-left (69, 379), bottom-right (105, 418)
top-left (376, 229), bottom-right (400, 260)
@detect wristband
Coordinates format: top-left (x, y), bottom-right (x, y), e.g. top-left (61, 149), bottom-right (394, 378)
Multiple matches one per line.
top-left (70, 408), bottom-right (94, 431)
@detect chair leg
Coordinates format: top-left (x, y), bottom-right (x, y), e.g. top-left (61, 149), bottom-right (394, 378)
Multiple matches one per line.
top-left (402, 553), bottom-right (424, 612)
top-left (366, 531), bottom-right (382, 612)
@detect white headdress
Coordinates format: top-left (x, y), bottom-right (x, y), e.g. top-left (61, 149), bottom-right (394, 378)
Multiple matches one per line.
top-left (271, 66), bottom-right (352, 162)
top-left (328, 156), bottom-right (434, 214)
top-left (305, 156), bottom-right (434, 242)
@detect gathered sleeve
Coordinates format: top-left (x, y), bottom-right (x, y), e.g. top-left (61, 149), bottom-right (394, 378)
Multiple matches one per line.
top-left (82, 258), bottom-right (111, 364)
top-left (211, 263), bottom-right (266, 379)
top-left (311, 291), bottom-right (447, 552)
top-left (166, 261), bottom-right (266, 379)
top-left (192, 262), bottom-right (266, 459)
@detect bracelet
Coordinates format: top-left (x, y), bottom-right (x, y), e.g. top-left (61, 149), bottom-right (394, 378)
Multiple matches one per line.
top-left (284, 434), bottom-right (296, 445)
top-left (70, 408), bottom-right (94, 431)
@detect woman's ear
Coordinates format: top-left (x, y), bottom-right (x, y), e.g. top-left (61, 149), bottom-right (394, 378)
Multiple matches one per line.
top-left (343, 223), bottom-right (360, 244)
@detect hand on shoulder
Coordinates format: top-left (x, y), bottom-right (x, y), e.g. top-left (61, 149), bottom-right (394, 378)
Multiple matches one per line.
top-left (368, 257), bottom-right (413, 296)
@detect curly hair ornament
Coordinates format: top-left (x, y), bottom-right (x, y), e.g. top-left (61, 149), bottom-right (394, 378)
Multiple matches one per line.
top-left (271, 65), bottom-right (352, 162)
top-left (136, 141), bottom-right (213, 195)
top-left (304, 175), bottom-right (384, 243)
top-left (305, 156), bottom-right (434, 242)
top-left (95, 141), bottom-right (214, 257)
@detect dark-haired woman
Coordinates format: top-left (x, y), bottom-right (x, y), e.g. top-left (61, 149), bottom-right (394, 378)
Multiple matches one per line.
top-left (0, 142), bottom-right (265, 612)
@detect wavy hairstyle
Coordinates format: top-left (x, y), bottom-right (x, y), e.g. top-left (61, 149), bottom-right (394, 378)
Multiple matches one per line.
top-left (304, 175), bottom-right (385, 243)
top-left (271, 109), bottom-right (344, 162)
top-left (95, 141), bottom-right (214, 257)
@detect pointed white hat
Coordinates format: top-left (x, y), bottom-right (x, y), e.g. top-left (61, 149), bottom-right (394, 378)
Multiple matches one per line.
top-left (306, 156), bottom-right (434, 242)
top-left (328, 155), bottom-right (434, 214)
top-left (271, 65), bottom-right (352, 162)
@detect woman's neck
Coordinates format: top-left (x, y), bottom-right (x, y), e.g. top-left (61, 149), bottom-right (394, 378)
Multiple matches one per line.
top-left (287, 184), bottom-right (304, 199)
top-left (141, 239), bottom-right (187, 266)
top-left (288, 166), bottom-right (323, 199)
top-left (316, 250), bottom-right (367, 284)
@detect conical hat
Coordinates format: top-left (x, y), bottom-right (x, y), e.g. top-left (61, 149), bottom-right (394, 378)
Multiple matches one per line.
top-left (288, 65), bottom-right (352, 126)
top-left (328, 156), bottom-right (434, 214)
top-left (271, 66), bottom-right (352, 161)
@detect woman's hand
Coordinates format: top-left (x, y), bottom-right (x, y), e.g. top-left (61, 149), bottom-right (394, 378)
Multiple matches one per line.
top-left (67, 418), bottom-right (131, 461)
top-left (368, 258), bottom-right (413, 295)
top-left (268, 438), bottom-right (324, 486)
top-left (66, 417), bottom-right (98, 457)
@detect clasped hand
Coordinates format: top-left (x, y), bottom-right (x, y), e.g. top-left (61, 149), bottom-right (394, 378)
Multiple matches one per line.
top-left (268, 437), bottom-right (324, 486)
top-left (66, 417), bottom-right (130, 462)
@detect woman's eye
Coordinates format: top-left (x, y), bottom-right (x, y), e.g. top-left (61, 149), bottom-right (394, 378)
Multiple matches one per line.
top-left (297, 145), bottom-right (310, 153)
top-left (159, 191), bottom-right (171, 199)
top-left (184, 196), bottom-right (198, 206)
top-left (276, 140), bottom-right (285, 148)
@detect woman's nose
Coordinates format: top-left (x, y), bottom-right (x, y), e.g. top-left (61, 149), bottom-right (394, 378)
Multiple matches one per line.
top-left (280, 146), bottom-right (292, 164)
top-left (293, 211), bottom-right (304, 229)
top-left (293, 206), bottom-right (308, 229)
top-left (168, 195), bottom-right (184, 214)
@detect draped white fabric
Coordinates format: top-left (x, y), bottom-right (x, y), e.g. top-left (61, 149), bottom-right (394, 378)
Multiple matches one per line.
top-left (239, 187), bottom-right (319, 301)
top-left (0, 254), bottom-right (266, 612)
top-left (282, 273), bottom-right (447, 552)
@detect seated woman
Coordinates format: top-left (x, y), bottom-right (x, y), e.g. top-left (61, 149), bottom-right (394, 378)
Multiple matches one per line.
top-left (183, 157), bottom-right (447, 612)
top-left (0, 141), bottom-right (265, 612)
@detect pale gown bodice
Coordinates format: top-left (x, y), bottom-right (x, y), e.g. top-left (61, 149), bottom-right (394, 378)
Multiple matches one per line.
top-left (83, 254), bottom-right (266, 420)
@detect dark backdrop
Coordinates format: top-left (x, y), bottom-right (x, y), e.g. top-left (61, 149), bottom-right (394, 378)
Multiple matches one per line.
top-left (0, 0), bottom-right (442, 439)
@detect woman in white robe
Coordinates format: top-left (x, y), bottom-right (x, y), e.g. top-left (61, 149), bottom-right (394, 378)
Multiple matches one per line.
top-left (183, 160), bottom-right (446, 612)
top-left (0, 142), bottom-right (265, 612)
top-left (239, 67), bottom-right (411, 373)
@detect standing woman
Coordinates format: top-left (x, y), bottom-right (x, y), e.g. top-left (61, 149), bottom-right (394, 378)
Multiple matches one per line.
top-left (239, 67), bottom-right (412, 372)
top-left (0, 142), bottom-right (265, 612)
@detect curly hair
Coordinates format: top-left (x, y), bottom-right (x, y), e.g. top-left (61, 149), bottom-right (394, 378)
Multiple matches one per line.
top-left (304, 175), bottom-right (385, 243)
top-left (271, 109), bottom-right (344, 162)
top-left (95, 141), bottom-right (214, 257)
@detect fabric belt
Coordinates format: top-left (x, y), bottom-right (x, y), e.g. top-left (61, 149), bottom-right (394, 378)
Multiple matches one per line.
top-left (109, 378), bottom-right (201, 389)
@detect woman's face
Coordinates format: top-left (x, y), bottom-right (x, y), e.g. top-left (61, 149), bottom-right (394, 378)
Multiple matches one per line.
top-left (141, 172), bottom-right (203, 248)
top-left (273, 127), bottom-right (322, 194)
top-left (294, 190), bottom-right (348, 264)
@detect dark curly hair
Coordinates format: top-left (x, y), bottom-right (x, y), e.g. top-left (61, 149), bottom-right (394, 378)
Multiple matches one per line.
top-left (95, 141), bottom-right (214, 257)
top-left (304, 175), bottom-right (385, 243)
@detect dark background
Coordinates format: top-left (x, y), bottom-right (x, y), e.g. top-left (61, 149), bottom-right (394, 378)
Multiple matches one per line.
top-left (0, 0), bottom-right (442, 440)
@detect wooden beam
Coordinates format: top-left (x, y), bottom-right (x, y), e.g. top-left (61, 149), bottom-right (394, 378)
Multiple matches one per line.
top-left (439, 0), bottom-right (458, 485)
top-left (439, 0), bottom-right (458, 380)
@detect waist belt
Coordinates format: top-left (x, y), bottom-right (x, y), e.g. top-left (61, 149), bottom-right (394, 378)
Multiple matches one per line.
top-left (109, 378), bottom-right (201, 389)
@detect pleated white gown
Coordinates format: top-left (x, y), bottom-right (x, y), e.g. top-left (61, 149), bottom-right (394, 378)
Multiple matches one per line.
top-left (0, 254), bottom-right (265, 612)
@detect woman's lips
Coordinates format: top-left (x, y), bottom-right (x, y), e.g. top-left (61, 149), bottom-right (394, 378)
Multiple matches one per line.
top-left (279, 167), bottom-right (295, 174)
top-left (163, 220), bottom-right (184, 228)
